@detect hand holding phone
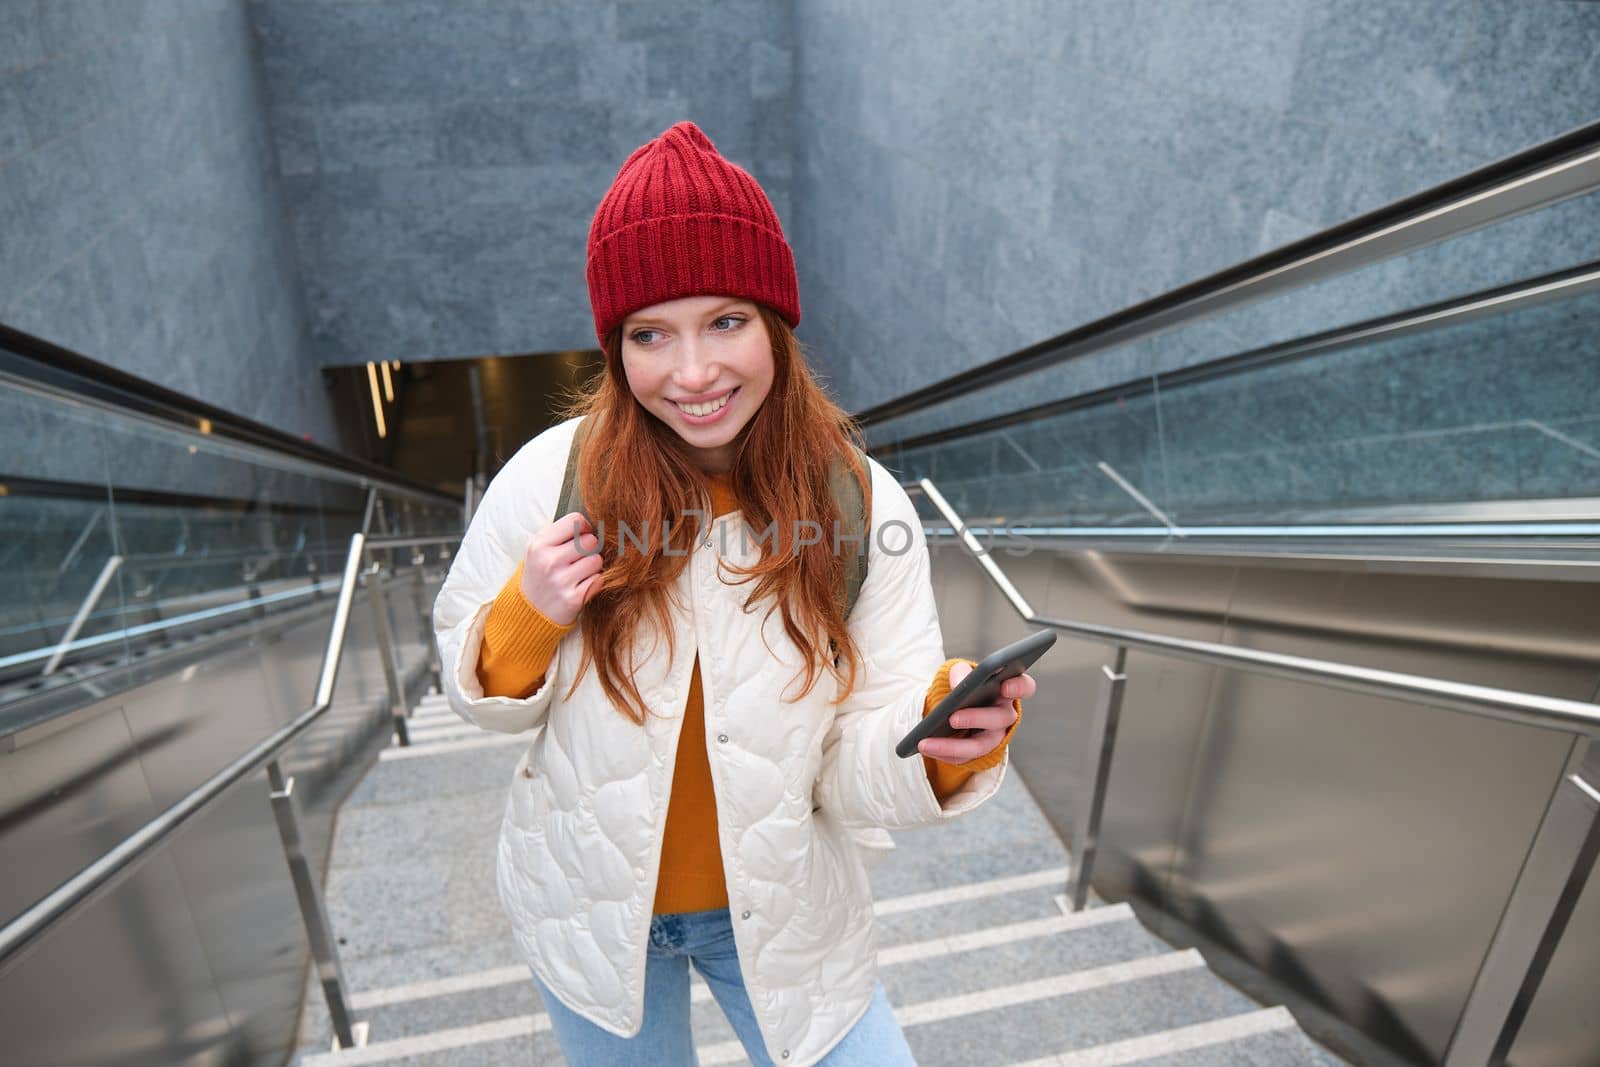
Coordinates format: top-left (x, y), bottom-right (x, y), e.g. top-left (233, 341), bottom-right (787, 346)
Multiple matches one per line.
top-left (897, 630), bottom-right (1056, 760)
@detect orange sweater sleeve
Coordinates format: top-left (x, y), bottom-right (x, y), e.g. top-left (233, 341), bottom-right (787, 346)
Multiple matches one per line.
top-left (922, 657), bottom-right (1023, 802)
top-left (476, 560), bottom-right (574, 699)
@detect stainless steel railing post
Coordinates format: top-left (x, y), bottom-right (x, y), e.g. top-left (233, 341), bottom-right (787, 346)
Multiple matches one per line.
top-left (266, 531), bottom-right (371, 1051)
top-left (365, 560), bottom-right (410, 748)
top-left (265, 758), bottom-right (368, 1051)
top-left (915, 478), bottom-right (1036, 619)
top-left (1071, 645), bottom-right (1128, 911)
top-left (1443, 739), bottom-right (1600, 1066)
top-left (415, 557), bottom-right (443, 694)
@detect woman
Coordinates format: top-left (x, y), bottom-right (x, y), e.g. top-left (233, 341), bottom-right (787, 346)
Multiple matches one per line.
top-left (433, 121), bottom-right (1038, 1067)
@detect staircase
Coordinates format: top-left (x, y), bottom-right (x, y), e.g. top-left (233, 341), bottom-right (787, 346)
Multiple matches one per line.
top-left (289, 691), bottom-right (1348, 1066)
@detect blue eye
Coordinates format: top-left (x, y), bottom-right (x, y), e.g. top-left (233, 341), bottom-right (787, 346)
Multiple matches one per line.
top-left (630, 328), bottom-right (660, 345)
top-left (712, 315), bottom-right (745, 332)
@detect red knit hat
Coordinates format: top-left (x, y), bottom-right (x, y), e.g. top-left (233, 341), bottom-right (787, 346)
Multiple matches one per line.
top-left (585, 121), bottom-right (801, 347)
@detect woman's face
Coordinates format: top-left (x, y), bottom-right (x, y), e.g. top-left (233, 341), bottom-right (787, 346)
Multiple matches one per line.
top-left (620, 295), bottom-right (775, 474)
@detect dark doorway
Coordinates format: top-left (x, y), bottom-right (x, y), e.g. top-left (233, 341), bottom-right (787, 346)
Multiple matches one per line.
top-left (328, 349), bottom-right (605, 495)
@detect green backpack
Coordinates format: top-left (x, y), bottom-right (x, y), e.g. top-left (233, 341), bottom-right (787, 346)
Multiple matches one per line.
top-left (557, 416), bottom-right (871, 623)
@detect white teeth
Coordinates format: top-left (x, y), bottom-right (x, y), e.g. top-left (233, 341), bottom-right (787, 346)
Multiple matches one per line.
top-left (677, 391), bottom-right (732, 417)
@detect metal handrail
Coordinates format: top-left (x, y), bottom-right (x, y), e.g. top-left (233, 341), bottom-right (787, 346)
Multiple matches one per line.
top-left (1, 539), bottom-right (455, 675)
top-left (0, 323), bottom-right (457, 507)
top-left (0, 523), bottom-right (458, 1051)
top-left (859, 122), bottom-right (1600, 429)
top-left (1021, 617), bottom-right (1600, 736)
top-left (875, 260), bottom-right (1600, 454)
top-left (910, 475), bottom-right (1600, 1066)
top-left (0, 539), bottom-right (366, 962)
top-left (911, 478), bottom-right (1600, 733)
top-left (366, 534), bottom-right (458, 551)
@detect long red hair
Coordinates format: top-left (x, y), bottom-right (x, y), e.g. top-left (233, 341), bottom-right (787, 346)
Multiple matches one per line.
top-left (554, 304), bottom-right (869, 725)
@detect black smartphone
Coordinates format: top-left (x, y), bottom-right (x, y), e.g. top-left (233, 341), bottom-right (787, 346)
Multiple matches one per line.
top-left (895, 630), bottom-right (1057, 759)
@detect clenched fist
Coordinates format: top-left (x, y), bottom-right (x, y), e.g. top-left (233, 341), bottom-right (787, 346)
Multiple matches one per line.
top-left (519, 511), bottom-right (606, 626)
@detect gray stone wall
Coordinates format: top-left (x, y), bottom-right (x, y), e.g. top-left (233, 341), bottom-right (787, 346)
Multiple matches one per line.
top-left (790, 0), bottom-right (1600, 416)
top-left (6, 0), bottom-right (1596, 452)
top-left (0, 0), bottom-right (340, 447)
top-left (248, 0), bottom-right (796, 365)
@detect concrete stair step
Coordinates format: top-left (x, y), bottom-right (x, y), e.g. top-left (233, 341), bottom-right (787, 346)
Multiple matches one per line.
top-left (888, 961), bottom-right (1261, 1067)
top-left (290, 935), bottom-right (521, 1055)
top-left (289, 1004), bottom-right (1340, 1067)
top-left (374, 730), bottom-right (525, 764)
top-left (399, 722), bottom-right (484, 744)
top-left (682, 952), bottom-right (1274, 1066)
top-left (293, 702), bottom-right (1347, 1067)
top-left (291, 948), bottom-right (1247, 1066)
top-left (406, 707), bottom-right (457, 725)
top-left (294, 868), bottom-right (1095, 1051)
top-left (294, 1016), bottom-right (545, 1066)
top-left (344, 744), bottom-right (520, 806)
top-left (1007, 1007), bottom-right (1335, 1066)
top-left (291, 1006), bottom-right (1337, 1067)
top-left (1087, 1013), bottom-right (1347, 1066)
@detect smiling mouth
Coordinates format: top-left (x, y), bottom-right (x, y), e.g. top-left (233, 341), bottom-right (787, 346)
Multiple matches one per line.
top-left (671, 388), bottom-right (737, 417)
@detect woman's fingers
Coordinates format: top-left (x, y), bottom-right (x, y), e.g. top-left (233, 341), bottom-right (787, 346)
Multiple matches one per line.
top-left (553, 555), bottom-right (604, 604)
top-left (947, 704), bottom-right (1019, 731)
top-left (1001, 672), bottom-right (1036, 700)
top-left (537, 511), bottom-right (592, 544)
top-left (574, 569), bottom-right (605, 606)
top-left (919, 700), bottom-right (1020, 763)
top-left (918, 727), bottom-right (1009, 763)
top-left (948, 663), bottom-right (1036, 703)
top-left (522, 512), bottom-right (606, 625)
top-left (547, 542), bottom-right (593, 574)
top-left (921, 663), bottom-right (1033, 764)
top-left (542, 512), bottom-right (599, 565)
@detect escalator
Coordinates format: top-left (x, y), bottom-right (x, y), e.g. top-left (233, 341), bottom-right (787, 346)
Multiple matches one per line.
top-left (862, 124), bottom-right (1600, 1067)
top-left (0, 330), bottom-right (459, 1065)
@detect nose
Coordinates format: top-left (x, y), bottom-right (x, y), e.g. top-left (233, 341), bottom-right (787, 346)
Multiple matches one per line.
top-left (674, 335), bottom-right (721, 393)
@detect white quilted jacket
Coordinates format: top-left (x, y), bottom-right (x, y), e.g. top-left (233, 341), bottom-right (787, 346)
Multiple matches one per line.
top-left (433, 416), bottom-right (1008, 1066)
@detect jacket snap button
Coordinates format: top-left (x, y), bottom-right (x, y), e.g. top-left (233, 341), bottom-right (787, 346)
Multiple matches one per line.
top-left (717, 733), bottom-right (729, 743)
top-left (782, 1052), bottom-right (790, 1060)
top-left (741, 909), bottom-right (751, 919)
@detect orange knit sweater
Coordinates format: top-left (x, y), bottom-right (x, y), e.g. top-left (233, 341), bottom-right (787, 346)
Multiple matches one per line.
top-left (474, 471), bottom-right (1021, 914)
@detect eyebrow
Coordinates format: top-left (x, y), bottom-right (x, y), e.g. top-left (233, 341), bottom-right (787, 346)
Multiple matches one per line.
top-left (625, 300), bottom-right (753, 329)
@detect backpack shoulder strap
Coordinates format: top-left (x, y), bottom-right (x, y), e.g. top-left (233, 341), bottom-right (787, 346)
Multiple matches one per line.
top-left (557, 416), bottom-right (592, 525)
top-left (827, 443), bottom-right (872, 622)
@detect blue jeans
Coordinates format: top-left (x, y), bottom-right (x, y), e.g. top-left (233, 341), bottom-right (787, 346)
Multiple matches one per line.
top-left (529, 906), bottom-right (918, 1066)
